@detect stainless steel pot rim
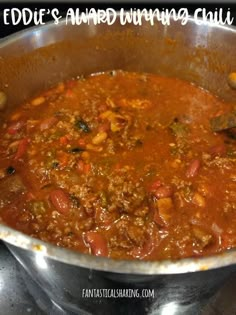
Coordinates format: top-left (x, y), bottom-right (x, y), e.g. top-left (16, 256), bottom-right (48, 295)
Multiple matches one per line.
top-left (0, 15), bottom-right (236, 49)
top-left (1, 16), bottom-right (236, 275)
top-left (1, 222), bottom-right (236, 275)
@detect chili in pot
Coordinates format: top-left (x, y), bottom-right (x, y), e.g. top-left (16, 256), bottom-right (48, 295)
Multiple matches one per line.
top-left (0, 70), bottom-right (235, 261)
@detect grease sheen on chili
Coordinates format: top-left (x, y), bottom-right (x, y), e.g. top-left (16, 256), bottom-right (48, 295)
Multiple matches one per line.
top-left (0, 71), bottom-right (236, 260)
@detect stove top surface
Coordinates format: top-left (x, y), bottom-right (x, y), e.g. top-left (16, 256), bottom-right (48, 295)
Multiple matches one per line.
top-left (1, 240), bottom-right (236, 315)
top-left (0, 242), bottom-right (42, 314)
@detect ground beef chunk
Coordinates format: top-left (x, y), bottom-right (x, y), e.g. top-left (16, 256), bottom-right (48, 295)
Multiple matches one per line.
top-left (108, 169), bottom-right (148, 216)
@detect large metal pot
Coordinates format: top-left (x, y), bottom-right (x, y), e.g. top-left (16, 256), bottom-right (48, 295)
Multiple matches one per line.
top-left (0, 17), bottom-right (236, 314)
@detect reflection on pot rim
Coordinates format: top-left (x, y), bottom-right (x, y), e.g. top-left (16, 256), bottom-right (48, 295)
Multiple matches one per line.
top-left (0, 16), bottom-right (236, 275)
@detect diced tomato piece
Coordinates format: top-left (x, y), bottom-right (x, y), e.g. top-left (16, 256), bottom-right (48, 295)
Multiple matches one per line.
top-left (77, 160), bottom-right (84, 173)
top-left (57, 152), bottom-right (70, 168)
top-left (84, 231), bottom-right (108, 257)
top-left (66, 80), bottom-right (76, 89)
top-left (114, 163), bottom-right (121, 170)
top-left (83, 163), bottom-right (91, 174)
top-left (77, 138), bottom-right (86, 147)
top-left (65, 89), bottom-right (75, 98)
top-left (40, 117), bottom-right (58, 131)
top-left (77, 160), bottom-right (91, 174)
top-left (59, 136), bottom-right (69, 146)
top-left (14, 138), bottom-right (29, 160)
top-left (98, 104), bottom-right (108, 113)
top-left (7, 120), bottom-right (25, 135)
top-left (214, 110), bottom-right (224, 117)
top-left (50, 189), bottom-right (71, 214)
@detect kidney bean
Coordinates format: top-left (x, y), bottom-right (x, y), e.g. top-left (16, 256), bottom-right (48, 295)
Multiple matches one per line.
top-left (211, 223), bottom-right (223, 236)
top-left (50, 189), bottom-right (71, 214)
top-left (26, 192), bottom-right (36, 201)
top-left (153, 210), bottom-right (164, 226)
top-left (7, 120), bottom-right (25, 135)
top-left (98, 122), bottom-right (110, 132)
top-left (84, 231), bottom-right (108, 257)
top-left (210, 144), bottom-right (226, 157)
top-left (130, 224), bottom-right (159, 259)
top-left (186, 159), bottom-right (200, 178)
top-left (40, 117), bottom-right (58, 131)
top-left (152, 185), bottom-right (173, 199)
top-left (149, 180), bottom-right (162, 192)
